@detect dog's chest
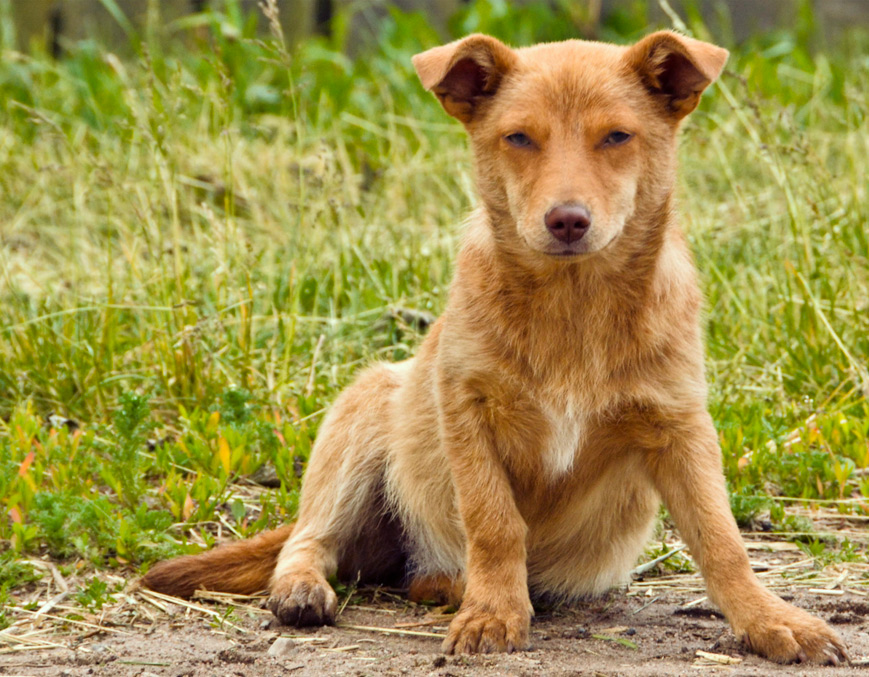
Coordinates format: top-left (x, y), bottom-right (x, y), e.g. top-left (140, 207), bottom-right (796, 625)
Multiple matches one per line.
top-left (540, 402), bottom-right (587, 479)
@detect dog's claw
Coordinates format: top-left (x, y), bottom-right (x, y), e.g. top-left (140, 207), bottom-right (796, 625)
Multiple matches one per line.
top-left (738, 601), bottom-right (847, 665)
top-left (267, 571), bottom-right (337, 627)
top-left (443, 604), bottom-right (529, 655)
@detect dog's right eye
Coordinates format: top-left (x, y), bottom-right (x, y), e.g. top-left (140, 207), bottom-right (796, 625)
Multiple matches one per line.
top-left (505, 133), bottom-right (532, 148)
top-left (604, 131), bottom-right (633, 146)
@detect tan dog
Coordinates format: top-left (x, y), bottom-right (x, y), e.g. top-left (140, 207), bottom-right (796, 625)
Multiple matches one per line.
top-left (143, 31), bottom-right (847, 664)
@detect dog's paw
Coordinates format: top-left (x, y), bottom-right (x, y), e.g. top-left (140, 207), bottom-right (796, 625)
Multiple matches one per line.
top-left (442, 603), bottom-right (530, 654)
top-left (739, 601), bottom-right (847, 665)
top-left (267, 571), bottom-right (337, 627)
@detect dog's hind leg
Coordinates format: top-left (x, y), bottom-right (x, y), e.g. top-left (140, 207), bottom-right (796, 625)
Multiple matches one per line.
top-left (268, 363), bottom-right (405, 626)
top-left (408, 572), bottom-right (465, 607)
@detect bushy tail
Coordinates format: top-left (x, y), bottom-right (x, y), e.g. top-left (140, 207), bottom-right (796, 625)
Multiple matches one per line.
top-left (141, 525), bottom-right (294, 598)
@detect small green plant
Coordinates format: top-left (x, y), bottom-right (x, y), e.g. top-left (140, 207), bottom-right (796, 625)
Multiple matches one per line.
top-left (798, 538), bottom-right (864, 567)
top-left (0, 553), bottom-right (41, 630)
top-left (75, 576), bottom-right (117, 611)
top-left (799, 538), bottom-right (829, 561)
top-left (0, 587), bottom-right (11, 631)
top-left (774, 512), bottom-right (817, 538)
top-left (0, 552), bottom-right (41, 589)
top-left (101, 392), bottom-right (157, 509)
top-left (729, 491), bottom-right (772, 529)
top-left (639, 542), bottom-right (695, 576)
top-left (211, 604), bottom-right (241, 631)
top-left (219, 386), bottom-right (254, 426)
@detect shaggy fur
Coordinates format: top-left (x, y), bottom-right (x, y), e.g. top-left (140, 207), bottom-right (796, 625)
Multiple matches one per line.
top-left (143, 31), bottom-right (847, 664)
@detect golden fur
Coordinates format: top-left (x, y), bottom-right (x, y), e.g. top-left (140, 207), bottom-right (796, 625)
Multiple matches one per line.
top-left (143, 31), bottom-right (847, 664)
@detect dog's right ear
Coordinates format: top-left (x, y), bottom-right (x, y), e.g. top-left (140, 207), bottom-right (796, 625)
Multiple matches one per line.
top-left (412, 34), bottom-right (516, 124)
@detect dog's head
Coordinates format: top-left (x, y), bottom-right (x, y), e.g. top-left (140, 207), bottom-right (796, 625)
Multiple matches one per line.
top-left (413, 32), bottom-right (727, 262)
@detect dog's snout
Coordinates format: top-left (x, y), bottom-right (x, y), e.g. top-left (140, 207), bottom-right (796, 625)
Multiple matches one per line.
top-left (544, 204), bottom-right (591, 244)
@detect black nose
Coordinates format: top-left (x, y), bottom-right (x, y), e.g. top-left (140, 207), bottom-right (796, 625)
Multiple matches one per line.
top-left (544, 204), bottom-right (591, 244)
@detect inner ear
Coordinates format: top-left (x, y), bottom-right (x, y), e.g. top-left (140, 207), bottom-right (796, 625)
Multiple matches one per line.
top-left (436, 58), bottom-right (491, 105)
top-left (656, 51), bottom-right (711, 102)
top-left (413, 35), bottom-right (517, 124)
top-left (627, 31), bottom-right (729, 120)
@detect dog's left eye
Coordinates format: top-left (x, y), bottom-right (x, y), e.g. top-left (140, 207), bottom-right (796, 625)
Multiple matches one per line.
top-left (505, 133), bottom-right (532, 148)
top-left (604, 131), bottom-right (633, 146)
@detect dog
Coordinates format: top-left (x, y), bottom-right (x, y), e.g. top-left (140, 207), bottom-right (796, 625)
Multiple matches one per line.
top-left (143, 31), bottom-right (847, 664)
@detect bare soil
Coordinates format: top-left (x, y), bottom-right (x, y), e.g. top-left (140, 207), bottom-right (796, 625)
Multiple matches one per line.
top-left (3, 546), bottom-right (869, 677)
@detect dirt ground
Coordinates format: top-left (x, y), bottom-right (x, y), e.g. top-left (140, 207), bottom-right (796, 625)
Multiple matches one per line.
top-left (3, 545), bottom-right (869, 677)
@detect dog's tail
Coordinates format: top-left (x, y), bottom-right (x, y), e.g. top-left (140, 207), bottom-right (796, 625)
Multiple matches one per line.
top-left (140, 524), bottom-right (294, 598)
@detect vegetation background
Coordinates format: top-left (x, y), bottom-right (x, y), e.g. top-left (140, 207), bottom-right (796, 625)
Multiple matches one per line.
top-left (0, 0), bottom-right (867, 619)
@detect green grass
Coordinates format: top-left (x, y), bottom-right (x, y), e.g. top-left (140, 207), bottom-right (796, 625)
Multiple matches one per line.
top-left (1, 0), bottom-right (868, 603)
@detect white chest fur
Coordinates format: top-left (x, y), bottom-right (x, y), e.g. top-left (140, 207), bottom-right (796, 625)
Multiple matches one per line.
top-left (541, 402), bottom-right (586, 480)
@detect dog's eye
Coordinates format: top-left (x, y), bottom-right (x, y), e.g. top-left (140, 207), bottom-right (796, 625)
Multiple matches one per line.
top-left (505, 133), bottom-right (532, 148)
top-left (604, 131), bottom-right (633, 146)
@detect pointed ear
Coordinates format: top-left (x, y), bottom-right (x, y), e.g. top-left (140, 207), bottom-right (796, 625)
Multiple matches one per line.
top-left (625, 31), bottom-right (728, 119)
top-left (412, 34), bottom-right (517, 124)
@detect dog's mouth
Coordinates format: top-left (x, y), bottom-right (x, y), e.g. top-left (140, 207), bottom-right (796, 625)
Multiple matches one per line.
top-left (518, 222), bottom-right (622, 260)
top-left (541, 229), bottom-right (621, 260)
top-left (519, 233), bottom-right (591, 259)
top-left (542, 244), bottom-right (592, 259)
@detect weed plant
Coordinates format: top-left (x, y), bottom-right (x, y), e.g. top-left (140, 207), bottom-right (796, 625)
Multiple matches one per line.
top-left (0, 1), bottom-right (867, 593)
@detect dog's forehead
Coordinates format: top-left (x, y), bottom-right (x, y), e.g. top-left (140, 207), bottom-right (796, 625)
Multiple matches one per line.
top-left (501, 40), bottom-right (640, 118)
top-left (516, 39), bottom-right (627, 66)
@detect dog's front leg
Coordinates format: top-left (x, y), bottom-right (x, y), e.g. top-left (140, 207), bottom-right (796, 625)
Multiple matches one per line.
top-left (437, 377), bottom-right (533, 654)
top-left (647, 409), bottom-right (847, 665)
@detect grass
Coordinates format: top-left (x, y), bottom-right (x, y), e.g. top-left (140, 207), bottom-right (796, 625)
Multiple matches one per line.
top-left (0, 0), bottom-right (868, 615)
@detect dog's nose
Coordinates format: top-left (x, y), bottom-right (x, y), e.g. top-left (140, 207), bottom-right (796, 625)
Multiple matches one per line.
top-left (544, 204), bottom-right (591, 244)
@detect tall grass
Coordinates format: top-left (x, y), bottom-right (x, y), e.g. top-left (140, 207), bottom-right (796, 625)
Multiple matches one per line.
top-left (0, 1), bottom-right (867, 597)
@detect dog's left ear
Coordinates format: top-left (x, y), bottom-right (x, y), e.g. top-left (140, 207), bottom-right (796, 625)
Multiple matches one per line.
top-left (412, 34), bottom-right (517, 124)
top-left (625, 31), bottom-right (728, 119)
